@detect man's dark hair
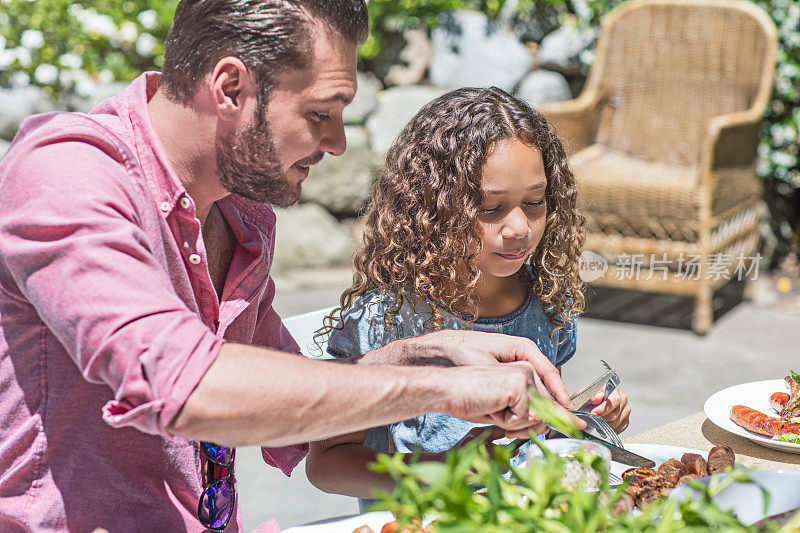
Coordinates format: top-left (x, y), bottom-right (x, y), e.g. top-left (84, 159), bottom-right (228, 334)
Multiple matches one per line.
top-left (160, 0), bottom-right (368, 104)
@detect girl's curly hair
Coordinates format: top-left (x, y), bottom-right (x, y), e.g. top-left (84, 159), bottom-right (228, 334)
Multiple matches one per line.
top-left (316, 86), bottom-right (585, 346)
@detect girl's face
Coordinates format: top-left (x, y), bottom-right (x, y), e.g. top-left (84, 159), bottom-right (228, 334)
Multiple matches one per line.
top-left (475, 138), bottom-right (548, 280)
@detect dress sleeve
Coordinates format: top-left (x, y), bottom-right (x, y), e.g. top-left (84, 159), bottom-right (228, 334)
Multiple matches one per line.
top-left (554, 319), bottom-right (578, 368)
top-left (327, 291), bottom-right (399, 359)
top-left (0, 128), bottom-right (222, 437)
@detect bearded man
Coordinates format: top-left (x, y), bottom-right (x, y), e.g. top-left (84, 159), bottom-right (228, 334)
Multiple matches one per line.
top-left (0, 1), bottom-right (574, 531)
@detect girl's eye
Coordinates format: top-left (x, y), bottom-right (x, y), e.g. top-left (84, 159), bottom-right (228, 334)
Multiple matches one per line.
top-left (523, 199), bottom-right (546, 208)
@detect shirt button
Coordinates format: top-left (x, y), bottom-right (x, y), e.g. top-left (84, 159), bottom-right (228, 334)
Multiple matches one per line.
top-left (180, 197), bottom-right (192, 210)
top-left (188, 253), bottom-right (202, 265)
top-left (159, 201), bottom-right (171, 212)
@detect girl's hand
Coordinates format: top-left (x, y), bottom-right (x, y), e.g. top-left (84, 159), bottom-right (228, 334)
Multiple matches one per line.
top-left (587, 386), bottom-right (630, 433)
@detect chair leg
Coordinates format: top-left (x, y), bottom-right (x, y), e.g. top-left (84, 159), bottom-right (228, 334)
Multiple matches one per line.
top-left (692, 284), bottom-right (713, 334)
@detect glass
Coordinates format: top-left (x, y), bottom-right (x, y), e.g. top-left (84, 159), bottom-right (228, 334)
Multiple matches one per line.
top-left (197, 441), bottom-right (236, 532)
top-left (527, 438), bottom-right (611, 491)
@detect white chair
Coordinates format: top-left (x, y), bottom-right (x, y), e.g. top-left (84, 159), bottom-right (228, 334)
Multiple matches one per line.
top-left (282, 306), bottom-right (336, 358)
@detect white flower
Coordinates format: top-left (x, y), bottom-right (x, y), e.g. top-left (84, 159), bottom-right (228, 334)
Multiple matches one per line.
top-left (0, 49), bottom-right (14, 69)
top-left (34, 63), bottom-right (59, 85)
top-left (98, 69), bottom-right (114, 85)
top-left (58, 68), bottom-right (77, 88)
top-left (135, 32), bottom-right (157, 56)
top-left (58, 52), bottom-right (82, 69)
top-left (772, 150), bottom-right (798, 168)
top-left (14, 46), bottom-right (32, 67)
top-left (75, 78), bottom-right (97, 98)
top-left (76, 9), bottom-right (118, 40)
top-left (119, 21), bottom-right (139, 44)
top-left (770, 124), bottom-right (797, 146)
top-left (20, 29), bottom-right (44, 49)
top-left (0, 35), bottom-right (6, 50)
top-left (137, 9), bottom-right (158, 30)
top-left (9, 71), bottom-right (31, 88)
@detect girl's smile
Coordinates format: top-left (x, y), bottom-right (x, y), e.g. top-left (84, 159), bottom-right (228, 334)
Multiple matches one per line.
top-left (476, 138), bottom-right (548, 281)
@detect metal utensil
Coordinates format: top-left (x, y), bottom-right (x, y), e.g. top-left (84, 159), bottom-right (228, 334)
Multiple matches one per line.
top-left (570, 364), bottom-right (620, 412)
top-left (571, 411), bottom-right (624, 448)
top-left (578, 432), bottom-right (656, 468)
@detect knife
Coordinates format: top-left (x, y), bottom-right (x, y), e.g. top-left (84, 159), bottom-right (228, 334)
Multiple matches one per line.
top-left (579, 432), bottom-right (656, 468)
top-left (514, 427), bottom-right (657, 469)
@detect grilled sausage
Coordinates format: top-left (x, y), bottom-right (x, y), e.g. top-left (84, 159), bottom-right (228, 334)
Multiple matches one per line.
top-left (770, 392), bottom-right (790, 413)
top-left (676, 473), bottom-right (700, 486)
top-left (680, 453), bottom-right (708, 476)
top-left (635, 488), bottom-right (662, 507)
top-left (707, 445), bottom-right (735, 474)
top-left (353, 527), bottom-right (376, 533)
top-left (612, 493), bottom-right (636, 515)
top-left (657, 459), bottom-right (688, 484)
top-left (730, 405), bottom-right (800, 437)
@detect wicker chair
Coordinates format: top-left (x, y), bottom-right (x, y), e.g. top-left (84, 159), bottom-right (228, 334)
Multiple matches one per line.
top-left (541, 0), bottom-right (777, 333)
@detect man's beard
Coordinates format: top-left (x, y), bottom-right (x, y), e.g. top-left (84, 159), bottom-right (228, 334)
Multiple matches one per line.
top-left (215, 108), bottom-right (303, 207)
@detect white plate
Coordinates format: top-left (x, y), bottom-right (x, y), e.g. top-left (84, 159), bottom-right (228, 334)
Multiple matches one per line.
top-left (704, 379), bottom-right (800, 454)
top-left (282, 511), bottom-right (395, 532)
top-left (671, 470), bottom-right (800, 525)
top-left (610, 442), bottom-right (708, 479)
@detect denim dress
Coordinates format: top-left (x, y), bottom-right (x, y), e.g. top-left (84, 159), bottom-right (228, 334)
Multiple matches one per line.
top-left (327, 286), bottom-right (577, 510)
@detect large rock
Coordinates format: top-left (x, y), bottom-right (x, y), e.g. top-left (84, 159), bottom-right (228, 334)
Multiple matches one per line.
top-left (343, 72), bottom-right (381, 125)
top-left (0, 87), bottom-right (54, 141)
top-left (272, 203), bottom-right (357, 273)
top-left (516, 69), bottom-right (572, 106)
top-left (429, 10), bottom-right (532, 92)
top-left (538, 25), bottom-right (596, 76)
top-left (344, 125), bottom-right (369, 149)
top-left (385, 27), bottom-right (432, 87)
top-left (366, 85), bottom-right (448, 152)
top-left (301, 146), bottom-right (381, 216)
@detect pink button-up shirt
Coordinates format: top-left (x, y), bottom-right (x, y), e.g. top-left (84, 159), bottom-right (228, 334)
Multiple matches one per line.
top-left (0, 72), bottom-right (307, 532)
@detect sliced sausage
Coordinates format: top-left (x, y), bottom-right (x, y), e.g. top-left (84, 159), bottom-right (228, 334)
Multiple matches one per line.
top-left (676, 473), bottom-right (701, 486)
top-left (657, 458), bottom-right (688, 484)
top-left (681, 453), bottom-right (708, 476)
top-left (707, 445), bottom-right (735, 474)
top-left (770, 392), bottom-right (790, 413)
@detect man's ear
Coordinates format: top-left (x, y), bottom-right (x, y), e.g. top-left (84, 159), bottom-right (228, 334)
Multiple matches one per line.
top-left (209, 57), bottom-right (256, 121)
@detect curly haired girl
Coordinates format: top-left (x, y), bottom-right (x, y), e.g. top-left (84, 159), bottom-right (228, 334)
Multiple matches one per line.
top-left (306, 86), bottom-right (630, 504)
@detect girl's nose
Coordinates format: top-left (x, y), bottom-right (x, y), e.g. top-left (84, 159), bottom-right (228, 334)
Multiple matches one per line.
top-left (501, 208), bottom-right (529, 239)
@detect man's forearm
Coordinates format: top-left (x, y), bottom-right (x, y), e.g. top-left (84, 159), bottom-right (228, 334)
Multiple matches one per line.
top-left (168, 342), bottom-right (451, 447)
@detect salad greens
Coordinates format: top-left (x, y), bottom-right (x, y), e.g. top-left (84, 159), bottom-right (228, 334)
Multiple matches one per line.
top-left (368, 392), bottom-right (800, 532)
top-left (772, 433), bottom-right (800, 443)
top-left (790, 370), bottom-right (800, 384)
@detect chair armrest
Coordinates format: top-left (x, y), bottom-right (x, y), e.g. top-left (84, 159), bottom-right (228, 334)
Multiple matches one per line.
top-left (703, 110), bottom-right (764, 170)
top-left (700, 110), bottom-right (765, 216)
top-left (539, 95), bottom-right (604, 156)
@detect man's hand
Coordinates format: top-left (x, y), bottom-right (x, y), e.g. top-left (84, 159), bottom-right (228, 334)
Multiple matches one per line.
top-left (587, 386), bottom-right (630, 433)
top-left (368, 330), bottom-right (572, 409)
top-left (438, 362), bottom-right (548, 435)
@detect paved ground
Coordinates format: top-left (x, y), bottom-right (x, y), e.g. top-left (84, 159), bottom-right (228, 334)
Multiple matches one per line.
top-left (236, 269), bottom-right (800, 531)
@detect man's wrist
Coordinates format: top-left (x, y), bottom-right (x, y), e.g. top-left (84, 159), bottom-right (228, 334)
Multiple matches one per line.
top-left (356, 337), bottom-right (411, 366)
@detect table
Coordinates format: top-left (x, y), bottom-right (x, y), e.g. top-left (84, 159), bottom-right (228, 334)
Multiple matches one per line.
top-left (626, 412), bottom-right (800, 471)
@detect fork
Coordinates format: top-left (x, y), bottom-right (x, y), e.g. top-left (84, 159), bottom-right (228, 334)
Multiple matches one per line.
top-left (599, 360), bottom-right (620, 401)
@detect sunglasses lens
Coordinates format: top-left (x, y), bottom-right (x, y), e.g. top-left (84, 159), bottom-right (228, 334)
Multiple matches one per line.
top-left (202, 442), bottom-right (234, 466)
top-left (198, 477), bottom-right (235, 530)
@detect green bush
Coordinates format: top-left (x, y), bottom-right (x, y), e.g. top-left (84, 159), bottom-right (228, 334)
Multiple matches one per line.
top-left (0, 0), bottom-right (176, 101)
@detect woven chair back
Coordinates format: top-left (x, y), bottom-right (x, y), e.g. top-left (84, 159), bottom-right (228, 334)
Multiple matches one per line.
top-left (593, 0), bottom-right (772, 166)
